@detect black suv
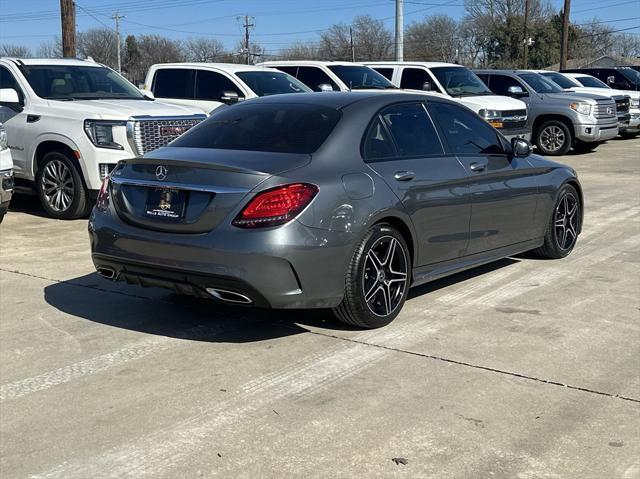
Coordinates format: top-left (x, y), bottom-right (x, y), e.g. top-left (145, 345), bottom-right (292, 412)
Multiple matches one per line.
top-left (562, 67), bottom-right (640, 91)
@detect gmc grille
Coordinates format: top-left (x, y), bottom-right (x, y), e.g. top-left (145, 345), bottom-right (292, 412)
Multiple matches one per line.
top-left (127, 115), bottom-right (206, 156)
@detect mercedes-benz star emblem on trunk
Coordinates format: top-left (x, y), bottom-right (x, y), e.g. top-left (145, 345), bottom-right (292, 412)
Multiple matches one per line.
top-left (155, 165), bottom-right (168, 181)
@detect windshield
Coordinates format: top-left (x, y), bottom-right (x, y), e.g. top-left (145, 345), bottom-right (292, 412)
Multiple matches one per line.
top-left (171, 103), bottom-right (341, 154)
top-left (519, 73), bottom-right (563, 94)
top-left (619, 68), bottom-right (640, 85)
top-left (235, 71), bottom-right (311, 96)
top-left (430, 66), bottom-right (493, 97)
top-left (540, 72), bottom-right (578, 89)
top-left (326, 65), bottom-right (396, 90)
top-left (575, 76), bottom-right (610, 89)
top-left (19, 65), bottom-right (144, 100)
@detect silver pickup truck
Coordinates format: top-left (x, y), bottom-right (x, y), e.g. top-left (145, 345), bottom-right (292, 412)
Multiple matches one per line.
top-left (475, 70), bottom-right (618, 155)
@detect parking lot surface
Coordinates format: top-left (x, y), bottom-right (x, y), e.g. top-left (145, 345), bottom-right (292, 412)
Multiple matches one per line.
top-left (1, 139), bottom-right (639, 478)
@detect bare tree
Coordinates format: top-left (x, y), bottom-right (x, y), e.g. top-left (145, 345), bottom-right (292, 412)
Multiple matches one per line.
top-left (277, 41), bottom-right (321, 60)
top-left (405, 15), bottom-right (459, 62)
top-left (610, 34), bottom-right (640, 59)
top-left (184, 37), bottom-right (225, 62)
top-left (136, 35), bottom-right (185, 74)
top-left (318, 15), bottom-right (393, 61)
top-left (36, 38), bottom-right (63, 58)
top-left (0, 44), bottom-right (31, 58)
top-left (77, 28), bottom-right (119, 68)
top-left (571, 21), bottom-right (616, 63)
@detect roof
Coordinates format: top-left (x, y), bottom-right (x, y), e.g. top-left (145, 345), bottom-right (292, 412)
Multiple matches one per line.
top-left (0, 57), bottom-right (102, 67)
top-left (546, 55), bottom-right (640, 71)
top-left (474, 69), bottom-right (531, 75)
top-left (151, 62), bottom-right (279, 73)
top-left (239, 91), bottom-right (438, 109)
top-left (364, 61), bottom-right (462, 69)
top-left (258, 60), bottom-right (368, 67)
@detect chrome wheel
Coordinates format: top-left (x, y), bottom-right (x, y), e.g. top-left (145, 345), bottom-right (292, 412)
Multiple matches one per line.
top-left (362, 235), bottom-right (408, 317)
top-left (555, 192), bottom-right (579, 250)
top-left (540, 125), bottom-right (566, 152)
top-left (42, 160), bottom-right (74, 212)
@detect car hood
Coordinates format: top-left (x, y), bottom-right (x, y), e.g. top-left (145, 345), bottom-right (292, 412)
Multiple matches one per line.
top-left (543, 91), bottom-right (611, 103)
top-left (456, 95), bottom-right (527, 113)
top-left (563, 86), bottom-right (638, 99)
top-left (44, 98), bottom-right (206, 120)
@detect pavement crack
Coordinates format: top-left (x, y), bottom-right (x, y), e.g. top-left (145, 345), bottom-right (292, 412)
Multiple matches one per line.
top-left (310, 331), bottom-right (640, 404)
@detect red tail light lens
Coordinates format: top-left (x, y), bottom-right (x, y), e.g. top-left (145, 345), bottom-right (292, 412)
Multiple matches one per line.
top-left (96, 176), bottom-right (110, 211)
top-left (232, 183), bottom-right (319, 228)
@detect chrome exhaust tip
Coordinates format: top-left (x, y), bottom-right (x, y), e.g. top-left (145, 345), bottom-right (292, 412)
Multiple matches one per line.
top-left (206, 288), bottom-right (253, 304)
top-left (97, 267), bottom-right (117, 280)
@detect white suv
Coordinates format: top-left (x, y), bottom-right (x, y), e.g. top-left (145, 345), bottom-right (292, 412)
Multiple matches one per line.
top-left (143, 63), bottom-right (312, 114)
top-left (258, 61), bottom-right (399, 92)
top-left (0, 123), bottom-right (13, 222)
top-left (365, 62), bottom-right (530, 141)
top-left (0, 58), bottom-right (206, 219)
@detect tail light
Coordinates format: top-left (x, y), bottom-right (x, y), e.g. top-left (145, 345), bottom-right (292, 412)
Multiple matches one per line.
top-left (96, 176), bottom-right (110, 211)
top-left (232, 183), bottom-right (318, 228)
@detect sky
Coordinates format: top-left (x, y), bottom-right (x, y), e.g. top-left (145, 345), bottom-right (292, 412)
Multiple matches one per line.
top-left (0, 0), bottom-right (639, 56)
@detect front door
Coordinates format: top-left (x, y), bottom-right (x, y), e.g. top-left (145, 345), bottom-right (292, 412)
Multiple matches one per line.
top-left (428, 101), bottom-right (539, 254)
top-left (362, 101), bottom-right (471, 266)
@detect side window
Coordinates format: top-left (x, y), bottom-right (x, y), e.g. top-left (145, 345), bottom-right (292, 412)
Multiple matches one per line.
top-left (295, 67), bottom-right (339, 91)
top-left (0, 66), bottom-right (24, 102)
top-left (196, 70), bottom-right (244, 101)
top-left (380, 102), bottom-right (444, 157)
top-left (400, 68), bottom-right (432, 90)
top-left (362, 118), bottom-right (396, 160)
top-left (488, 74), bottom-right (527, 96)
top-left (373, 68), bottom-right (394, 81)
top-left (152, 68), bottom-right (195, 99)
top-left (429, 102), bottom-right (504, 156)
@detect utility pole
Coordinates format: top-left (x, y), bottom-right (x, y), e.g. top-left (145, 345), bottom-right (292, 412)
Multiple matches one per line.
top-left (349, 27), bottom-right (355, 62)
top-left (60, 0), bottom-right (76, 58)
top-left (112, 12), bottom-right (125, 72)
top-left (240, 14), bottom-right (255, 65)
top-left (559, 0), bottom-right (571, 70)
top-left (523, 0), bottom-right (530, 69)
top-left (395, 0), bottom-right (403, 61)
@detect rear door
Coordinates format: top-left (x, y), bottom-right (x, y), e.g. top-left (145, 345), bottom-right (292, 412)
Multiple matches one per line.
top-left (363, 102), bottom-right (471, 266)
top-left (428, 100), bottom-right (539, 253)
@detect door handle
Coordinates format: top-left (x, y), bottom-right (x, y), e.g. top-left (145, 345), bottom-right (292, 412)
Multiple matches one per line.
top-left (394, 171), bottom-right (415, 181)
top-left (469, 162), bottom-right (486, 172)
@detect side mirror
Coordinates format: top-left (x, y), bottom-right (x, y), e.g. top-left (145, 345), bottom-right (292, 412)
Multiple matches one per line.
top-left (220, 91), bottom-right (240, 105)
top-left (318, 83), bottom-right (334, 92)
top-left (0, 88), bottom-right (22, 111)
top-left (511, 137), bottom-right (531, 158)
top-left (421, 81), bottom-right (432, 91)
top-left (507, 85), bottom-right (527, 97)
top-left (606, 75), bottom-right (615, 86)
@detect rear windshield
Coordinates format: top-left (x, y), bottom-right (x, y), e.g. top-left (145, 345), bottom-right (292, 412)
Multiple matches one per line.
top-left (236, 71), bottom-right (311, 96)
top-left (171, 102), bottom-right (341, 154)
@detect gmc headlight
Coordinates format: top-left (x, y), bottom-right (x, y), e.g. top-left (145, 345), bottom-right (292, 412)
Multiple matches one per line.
top-left (84, 120), bottom-right (126, 150)
top-left (570, 102), bottom-right (592, 116)
top-left (631, 98), bottom-right (640, 109)
top-left (0, 126), bottom-right (7, 151)
top-left (479, 109), bottom-right (501, 120)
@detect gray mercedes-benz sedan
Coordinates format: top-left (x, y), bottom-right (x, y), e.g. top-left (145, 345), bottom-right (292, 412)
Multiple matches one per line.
top-left (89, 92), bottom-right (582, 328)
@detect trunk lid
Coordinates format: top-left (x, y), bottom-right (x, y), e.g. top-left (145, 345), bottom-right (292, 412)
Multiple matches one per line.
top-left (109, 147), bottom-right (311, 233)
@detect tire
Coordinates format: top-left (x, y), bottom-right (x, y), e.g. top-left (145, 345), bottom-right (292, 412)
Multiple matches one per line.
top-left (333, 223), bottom-right (411, 329)
top-left (535, 120), bottom-right (573, 156)
top-left (36, 151), bottom-right (90, 220)
top-left (573, 141), bottom-right (600, 153)
top-left (532, 184), bottom-right (581, 259)
top-left (620, 132), bottom-right (639, 139)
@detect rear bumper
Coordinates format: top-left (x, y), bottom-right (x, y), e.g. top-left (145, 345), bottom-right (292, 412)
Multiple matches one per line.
top-left (574, 122), bottom-right (619, 142)
top-left (89, 208), bottom-right (355, 309)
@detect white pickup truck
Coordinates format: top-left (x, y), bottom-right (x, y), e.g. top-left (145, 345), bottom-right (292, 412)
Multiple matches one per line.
top-left (364, 62), bottom-right (531, 141)
top-left (0, 58), bottom-right (206, 219)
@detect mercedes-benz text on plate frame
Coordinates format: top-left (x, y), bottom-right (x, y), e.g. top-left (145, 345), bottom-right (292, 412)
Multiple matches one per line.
top-left (89, 92), bottom-right (583, 329)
